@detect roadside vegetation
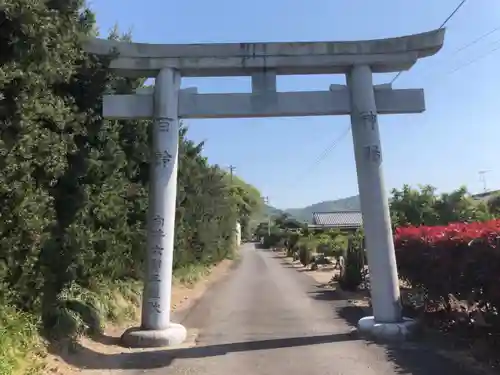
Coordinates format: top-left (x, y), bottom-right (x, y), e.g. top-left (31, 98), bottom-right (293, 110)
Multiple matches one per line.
top-left (260, 185), bottom-right (500, 369)
top-left (0, 2), bottom-right (262, 374)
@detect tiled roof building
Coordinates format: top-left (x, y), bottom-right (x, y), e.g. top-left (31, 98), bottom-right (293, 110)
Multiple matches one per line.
top-left (311, 211), bottom-right (362, 230)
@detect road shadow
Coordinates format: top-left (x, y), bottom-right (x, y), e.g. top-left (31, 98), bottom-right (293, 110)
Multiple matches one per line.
top-left (314, 267), bottom-right (337, 273)
top-left (272, 251), bottom-right (484, 375)
top-left (91, 332), bottom-right (122, 346)
top-left (336, 304), bottom-right (369, 327)
top-left (334, 303), bottom-right (482, 374)
top-left (297, 268), bottom-right (314, 272)
top-left (51, 332), bottom-right (360, 370)
top-left (270, 253), bottom-right (287, 259)
top-left (307, 288), bottom-right (353, 302)
top-left (279, 260), bottom-right (300, 269)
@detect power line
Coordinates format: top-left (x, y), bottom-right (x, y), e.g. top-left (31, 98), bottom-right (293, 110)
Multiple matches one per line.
top-left (390, 0), bottom-right (468, 85)
top-left (429, 40), bottom-right (500, 84)
top-left (439, 0), bottom-right (467, 29)
top-left (305, 126), bottom-right (351, 173)
top-left (286, 125), bottom-right (350, 189)
top-left (288, 1), bottom-right (468, 200)
top-left (454, 25), bottom-right (500, 55)
top-left (414, 24), bottom-right (500, 79)
top-left (283, 125), bottom-right (351, 200)
top-left (447, 41), bottom-right (500, 74)
top-left (389, 72), bottom-right (403, 85)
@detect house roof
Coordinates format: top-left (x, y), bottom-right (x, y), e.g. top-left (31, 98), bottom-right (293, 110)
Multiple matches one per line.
top-left (312, 211), bottom-right (363, 228)
top-left (472, 190), bottom-right (500, 202)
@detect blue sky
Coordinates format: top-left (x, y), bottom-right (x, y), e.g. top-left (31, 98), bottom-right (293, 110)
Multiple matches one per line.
top-left (89, 0), bottom-right (500, 209)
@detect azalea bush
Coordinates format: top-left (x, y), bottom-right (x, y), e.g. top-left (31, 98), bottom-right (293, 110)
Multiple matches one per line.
top-left (394, 219), bottom-right (500, 311)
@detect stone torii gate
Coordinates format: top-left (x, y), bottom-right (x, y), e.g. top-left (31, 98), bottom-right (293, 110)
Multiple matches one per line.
top-left (85, 28), bottom-right (445, 348)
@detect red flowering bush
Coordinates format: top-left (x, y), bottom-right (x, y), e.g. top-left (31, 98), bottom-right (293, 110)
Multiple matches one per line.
top-left (394, 219), bottom-right (500, 311)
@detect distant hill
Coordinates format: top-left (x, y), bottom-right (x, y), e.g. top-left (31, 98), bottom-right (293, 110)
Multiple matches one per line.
top-left (263, 204), bottom-right (286, 218)
top-left (263, 189), bottom-right (500, 224)
top-left (284, 195), bottom-right (361, 223)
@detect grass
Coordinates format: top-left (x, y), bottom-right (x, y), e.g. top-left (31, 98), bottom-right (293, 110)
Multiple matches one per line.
top-left (0, 305), bottom-right (44, 375)
top-left (173, 262), bottom-right (215, 286)
top-left (172, 244), bottom-right (239, 286)
top-left (48, 280), bottom-right (144, 341)
top-left (0, 281), bottom-right (143, 375)
top-left (0, 259), bottom-right (228, 375)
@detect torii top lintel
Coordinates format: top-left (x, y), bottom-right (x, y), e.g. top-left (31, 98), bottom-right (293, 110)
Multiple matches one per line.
top-left (84, 29), bottom-right (445, 78)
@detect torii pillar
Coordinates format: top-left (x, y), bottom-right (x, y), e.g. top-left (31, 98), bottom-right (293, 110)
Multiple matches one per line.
top-left (348, 66), bottom-right (412, 336)
top-left (84, 28), bottom-right (445, 347)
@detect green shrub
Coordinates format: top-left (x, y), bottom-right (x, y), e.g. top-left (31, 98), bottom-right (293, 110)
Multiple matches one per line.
top-left (42, 281), bottom-right (142, 341)
top-left (326, 235), bottom-right (348, 258)
top-left (0, 2), bottom-right (264, 374)
top-left (285, 233), bottom-right (299, 257)
top-left (288, 233), bottom-right (300, 248)
top-left (262, 232), bottom-right (282, 248)
top-left (339, 235), bottom-right (365, 291)
top-left (299, 245), bottom-right (313, 266)
top-left (297, 236), bottom-right (316, 266)
top-left (315, 234), bottom-right (332, 254)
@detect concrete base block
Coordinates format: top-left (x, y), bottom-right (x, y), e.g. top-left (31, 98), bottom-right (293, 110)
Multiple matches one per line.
top-left (120, 323), bottom-right (187, 348)
top-left (357, 316), bottom-right (417, 341)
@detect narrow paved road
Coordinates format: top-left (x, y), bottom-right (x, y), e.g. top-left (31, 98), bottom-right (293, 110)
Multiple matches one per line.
top-left (142, 244), bottom-right (477, 375)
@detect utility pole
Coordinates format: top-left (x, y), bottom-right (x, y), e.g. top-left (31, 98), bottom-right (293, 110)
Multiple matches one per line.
top-left (228, 165), bottom-right (237, 246)
top-left (263, 196), bottom-right (271, 236)
top-left (228, 165), bottom-right (236, 182)
top-left (479, 170), bottom-right (491, 193)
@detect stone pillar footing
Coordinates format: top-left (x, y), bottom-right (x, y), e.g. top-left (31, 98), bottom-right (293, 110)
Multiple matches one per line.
top-left (357, 316), bottom-right (417, 341)
top-left (120, 323), bottom-right (187, 348)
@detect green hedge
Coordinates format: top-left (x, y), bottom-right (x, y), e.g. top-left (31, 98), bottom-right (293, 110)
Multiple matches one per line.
top-left (0, 0), bottom-right (262, 356)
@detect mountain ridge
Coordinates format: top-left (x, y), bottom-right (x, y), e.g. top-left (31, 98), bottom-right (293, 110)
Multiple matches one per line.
top-left (264, 195), bottom-right (361, 223)
top-left (263, 189), bottom-right (498, 224)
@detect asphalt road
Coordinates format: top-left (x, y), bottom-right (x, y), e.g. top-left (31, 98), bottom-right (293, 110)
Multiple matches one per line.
top-left (138, 243), bottom-right (478, 375)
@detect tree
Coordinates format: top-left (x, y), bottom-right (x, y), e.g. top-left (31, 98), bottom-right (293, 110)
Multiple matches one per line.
top-left (274, 213), bottom-right (303, 230)
top-left (227, 175), bottom-right (263, 240)
top-left (0, 1), bottom-right (263, 343)
top-left (390, 185), bottom-right (439, 227)
top-left (487, 192), bottom-right (500, 217)
top-left (433, 186), bottom-right (490, 224)
top-left (389, 184), bottom-right (491, 228)
top-left (0, 0), bottom-right (93, 314)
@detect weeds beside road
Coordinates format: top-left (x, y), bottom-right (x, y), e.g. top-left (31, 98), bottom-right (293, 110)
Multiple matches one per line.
top-left (0, 260), bottom-right (235, 375)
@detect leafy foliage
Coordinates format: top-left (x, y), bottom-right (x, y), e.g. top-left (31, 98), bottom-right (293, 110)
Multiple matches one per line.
top-left (0, 2), bottom-right (261, 373)
top-left (394, 219), bottom-right (500, 358)
top-left (296, 235), bottom-right (315, 266)
top-left (227, 175), bottom-right (263, 240)
top-left (390, 185), bottom-right (491, 228)
top-left (487, 192), bottom-right (500, 217)
top-left (395, 220), bottom-right (500, 308)
top-left (338, 230), bottom-right (365, 291)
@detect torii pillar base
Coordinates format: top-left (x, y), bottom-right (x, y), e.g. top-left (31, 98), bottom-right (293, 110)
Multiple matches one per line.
top-left (120, 324), bottom-right (187, 348)
top-left (357, 316), bottom-right (418, 342)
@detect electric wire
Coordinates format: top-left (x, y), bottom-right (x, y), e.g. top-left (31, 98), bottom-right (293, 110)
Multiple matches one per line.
top-left (390, 0), bottom-right (468, 84)
top-left (297, 125), bottom-right (351, 178)
top-left (415, 24), bottom-right (500, 80)
top-left (433, 40), bottom-right (500, 83)
top-left (290, 1), bottom-right (470, 194)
